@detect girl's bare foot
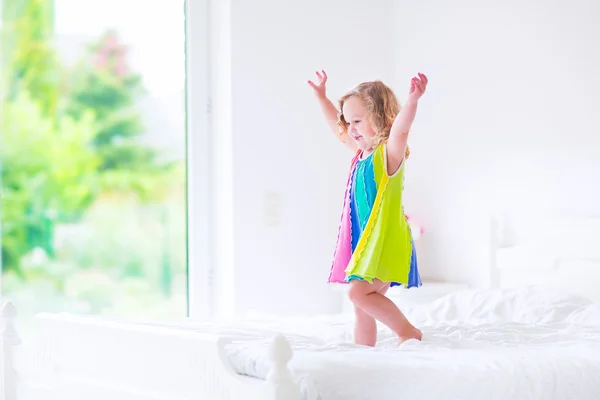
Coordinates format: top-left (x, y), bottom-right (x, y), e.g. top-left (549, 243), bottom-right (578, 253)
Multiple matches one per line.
top-left (398, 327), bottom-right (422, 345)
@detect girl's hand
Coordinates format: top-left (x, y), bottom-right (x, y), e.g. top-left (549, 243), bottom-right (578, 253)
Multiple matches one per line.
top-left (386, 72), bottom-right (428, 174)
top-left (307, 70), bottom-right (328, 99)
top-left (407, 72), bottom-right (428, 103)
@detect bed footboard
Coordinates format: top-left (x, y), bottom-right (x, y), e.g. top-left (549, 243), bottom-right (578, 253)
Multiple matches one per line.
top-left (0, 301), bottom-right (301, 400)
top-left (1, 302), bottom-right (21, 400)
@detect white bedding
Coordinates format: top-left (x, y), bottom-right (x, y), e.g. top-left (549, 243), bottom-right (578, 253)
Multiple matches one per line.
top-left (158, 287), bottom-right (600, 400)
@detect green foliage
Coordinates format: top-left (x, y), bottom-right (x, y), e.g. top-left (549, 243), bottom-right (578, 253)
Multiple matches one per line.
top-left (3, 0), bottom-right (61, 116)
top-left (1, 92), bottom-right (100, 271)
top-left (1, 1), bottom-right (187, 323)
top-left (1, 1), bottom-right (173, 274)
top-left (65, 31), bottom-right (171, 200)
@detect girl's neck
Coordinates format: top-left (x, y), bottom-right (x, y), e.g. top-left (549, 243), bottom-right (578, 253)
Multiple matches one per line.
top-left (359, 146), bottom-right (375, 160)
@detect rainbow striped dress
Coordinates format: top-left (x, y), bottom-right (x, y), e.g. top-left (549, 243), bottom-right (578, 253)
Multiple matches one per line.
top-left (328, 143), bottom-right (421, 288)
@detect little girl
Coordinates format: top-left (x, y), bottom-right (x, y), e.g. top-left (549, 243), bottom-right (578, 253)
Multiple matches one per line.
top-left (308, 70), bottom-right (428, 347)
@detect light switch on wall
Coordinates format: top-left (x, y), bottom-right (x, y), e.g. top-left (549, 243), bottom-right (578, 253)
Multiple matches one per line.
top-left (263, 191), bottom-right (281, 227)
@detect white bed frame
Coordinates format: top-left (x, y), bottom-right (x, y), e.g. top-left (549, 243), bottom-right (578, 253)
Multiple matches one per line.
top-left (0, 307), bottom-right (301, 400)
top-left (2, 215), bottom-right (599, 400)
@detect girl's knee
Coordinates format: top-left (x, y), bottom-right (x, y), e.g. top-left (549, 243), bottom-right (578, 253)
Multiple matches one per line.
top-left (348, 283), bottom-right (369, 304)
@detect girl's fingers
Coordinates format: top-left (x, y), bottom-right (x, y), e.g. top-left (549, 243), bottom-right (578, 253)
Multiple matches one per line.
top-left (419, 73), bottom-right (428, 86)
top-left (411, 77), bottom-right (419, 92)
top-left (315, 71), bottom-right (323, 82)
top-left (414, 77), bottom-right (424, 92)
top-left (322, 70), bottom-right (328, 81)
top-left (307, 80), bottom-right (317, 90)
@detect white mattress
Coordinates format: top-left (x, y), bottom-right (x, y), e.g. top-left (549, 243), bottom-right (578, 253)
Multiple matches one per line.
top-left (160, 286), bottom-right (600, 400)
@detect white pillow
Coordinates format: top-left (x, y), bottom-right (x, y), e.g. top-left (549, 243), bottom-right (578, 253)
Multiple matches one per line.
top-left (422, 286), bottom-right (591, 325)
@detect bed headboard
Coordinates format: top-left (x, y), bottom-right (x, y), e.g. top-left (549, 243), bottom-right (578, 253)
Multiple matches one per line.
top-left (490, 214), bottom-right (600, 302)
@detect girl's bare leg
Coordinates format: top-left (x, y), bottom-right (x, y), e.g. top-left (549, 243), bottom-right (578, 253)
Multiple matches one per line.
top-left (348, 279), bottom-right (422, 345)
top-left (353, 284), bottom-right (389, 346)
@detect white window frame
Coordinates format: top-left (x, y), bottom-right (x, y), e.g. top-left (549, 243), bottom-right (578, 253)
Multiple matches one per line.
top-left (185, 0), bottom-right (213, 319)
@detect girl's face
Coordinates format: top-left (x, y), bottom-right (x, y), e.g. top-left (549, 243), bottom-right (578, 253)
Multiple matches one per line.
top-left (342, 96), bottom-right (377, 151)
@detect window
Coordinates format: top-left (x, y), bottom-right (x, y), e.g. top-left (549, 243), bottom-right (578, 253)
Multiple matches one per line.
top-left (0, 0), bottom-right (210, 332)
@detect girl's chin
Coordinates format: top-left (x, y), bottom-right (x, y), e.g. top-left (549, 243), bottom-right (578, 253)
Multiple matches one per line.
top-left (356, 142), bottom-right (374, 151)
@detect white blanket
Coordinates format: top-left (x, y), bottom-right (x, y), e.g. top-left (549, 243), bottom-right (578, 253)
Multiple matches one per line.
top-left (218, 287), bottom-right (600, 400)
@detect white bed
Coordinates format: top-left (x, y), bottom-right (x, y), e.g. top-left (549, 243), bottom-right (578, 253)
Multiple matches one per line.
top-left (2, 216), bottom-right (600, 400)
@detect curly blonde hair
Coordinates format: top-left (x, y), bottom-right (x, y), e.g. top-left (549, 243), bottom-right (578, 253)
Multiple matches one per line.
top-left (337, 80), bottom-right (410, 158)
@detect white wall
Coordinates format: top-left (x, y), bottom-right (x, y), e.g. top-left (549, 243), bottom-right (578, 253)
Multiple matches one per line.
top-left (209, 0), bottom-right (600, 317)
top-left (393, 0), bottom-right (600, 287)
top-left (210, 0), bottom-right (396, 317)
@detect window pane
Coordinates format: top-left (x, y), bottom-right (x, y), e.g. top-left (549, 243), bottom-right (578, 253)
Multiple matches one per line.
top-left (0, 0), bottom-right (188, 332)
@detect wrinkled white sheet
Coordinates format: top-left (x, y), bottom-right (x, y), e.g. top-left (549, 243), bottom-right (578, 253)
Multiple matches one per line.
top-left (217, 287), bottom-right (600, 400)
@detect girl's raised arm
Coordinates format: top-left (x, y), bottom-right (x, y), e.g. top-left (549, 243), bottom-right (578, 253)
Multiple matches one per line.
top-left (308, 70), bottom-right (357, 151)
top-left (386, 72), bottom-right (428, 174)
